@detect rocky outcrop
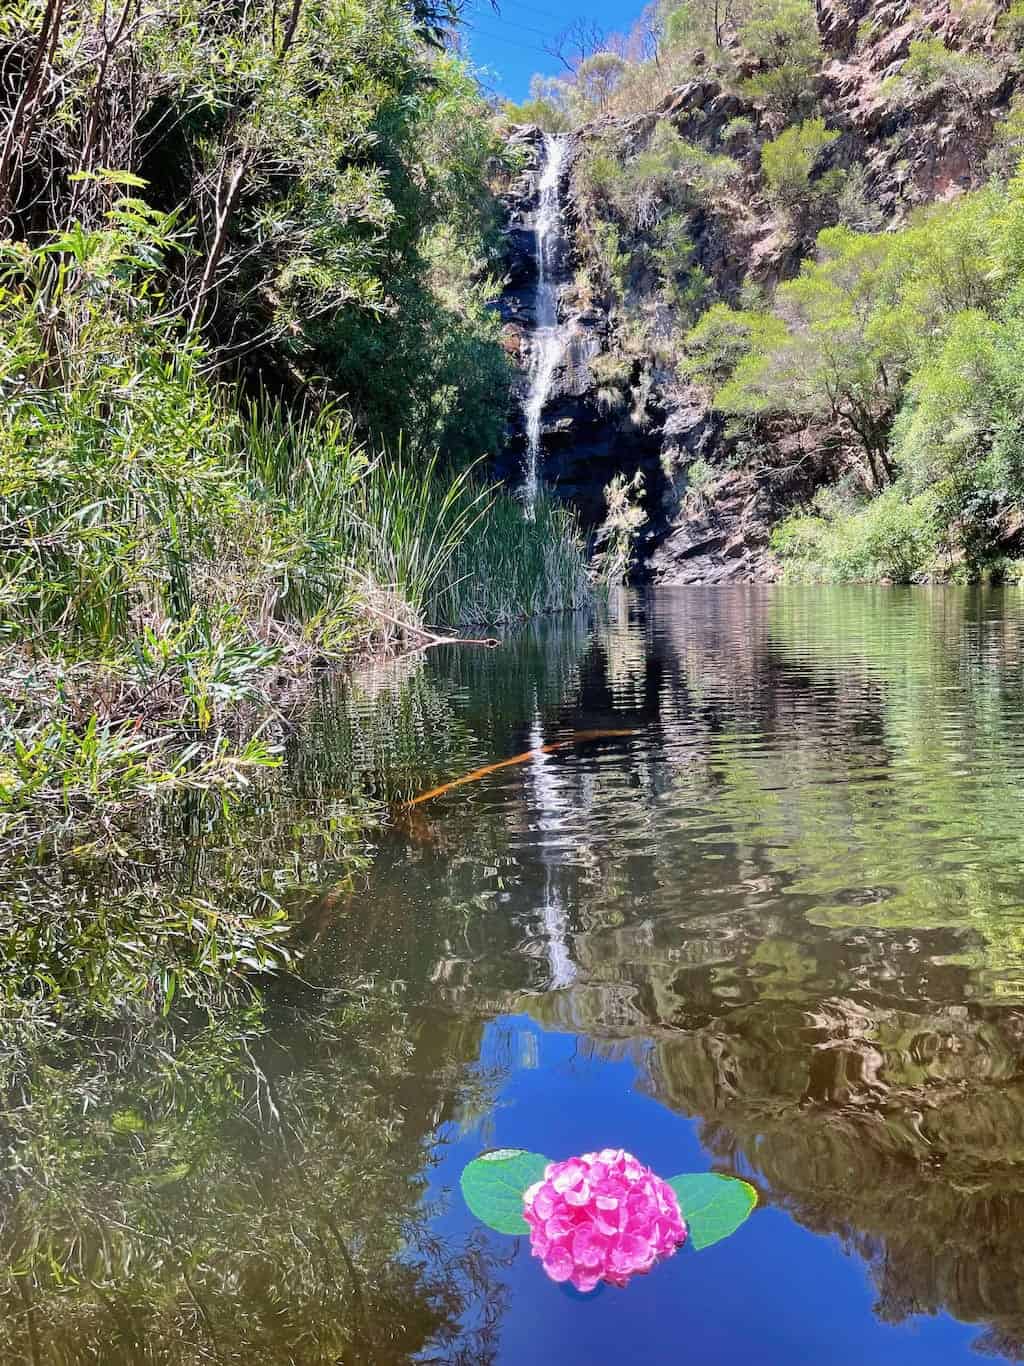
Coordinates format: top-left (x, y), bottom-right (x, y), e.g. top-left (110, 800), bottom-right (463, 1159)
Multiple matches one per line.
top-left (819, 0), bottom-right (1016, 215)
top-left (648, 471), bottom-right (781, 585)
top-left (495, 0), bottom-right (1020, 581)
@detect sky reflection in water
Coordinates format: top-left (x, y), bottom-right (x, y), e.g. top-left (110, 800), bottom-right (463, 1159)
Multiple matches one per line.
top-left (6, 586), bottom-right (1024, 1364)
top-left (313, 586), bottom-right (1024, 1363)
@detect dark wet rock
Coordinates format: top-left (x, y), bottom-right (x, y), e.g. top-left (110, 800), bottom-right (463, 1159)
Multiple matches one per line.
top-left (648, 471), bottom-right (781, 586)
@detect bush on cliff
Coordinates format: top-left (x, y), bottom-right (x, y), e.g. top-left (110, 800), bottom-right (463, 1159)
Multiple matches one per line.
top-left (706, 176), bottom-right (1024, 577)
top-left (735, 0), bottom-right (823, 119)
top-left (761, 119), bottom-right (843, 225)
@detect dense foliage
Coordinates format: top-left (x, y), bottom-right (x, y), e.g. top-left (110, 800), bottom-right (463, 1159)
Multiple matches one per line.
top-left (693, 183), bottom-right (1024, 580)
top-left (2, 0), bottom-right (511, 459)
top-left (504, 0), bottom-right (826, 128)
top-left (0, 0), bottom-right (596, 884)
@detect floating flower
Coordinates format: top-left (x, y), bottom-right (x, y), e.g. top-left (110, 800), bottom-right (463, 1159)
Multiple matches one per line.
top-left (522, 1148), bottom-right (687, 1293)
top-left (459, 1148), bottom-right (756, 1279)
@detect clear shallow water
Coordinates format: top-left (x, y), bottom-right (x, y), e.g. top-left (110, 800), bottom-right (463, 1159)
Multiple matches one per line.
top-left (10, 586), bottom-right (1024, 1363)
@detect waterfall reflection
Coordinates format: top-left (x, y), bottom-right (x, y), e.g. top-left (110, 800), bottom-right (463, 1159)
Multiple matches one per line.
top-left (311, 587), bottom-right (1024, 1357)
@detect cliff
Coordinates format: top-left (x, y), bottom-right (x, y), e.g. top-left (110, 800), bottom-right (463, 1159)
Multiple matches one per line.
top-left (496, 0), bottom-right (1022, 582)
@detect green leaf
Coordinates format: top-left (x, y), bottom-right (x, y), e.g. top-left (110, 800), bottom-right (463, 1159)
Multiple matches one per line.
top-left (69, 167), bottom-right (149, 188)
top-left (460, 1149), bottom-right (549, 1235)
top-left (669, 1172), bottom-right (758, 1250)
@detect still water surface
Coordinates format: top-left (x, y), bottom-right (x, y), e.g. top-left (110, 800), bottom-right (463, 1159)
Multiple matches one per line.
top-left (13, 586), bottom-right (1024, 1363)
top-left (302, 586), bottom-right (1024, 1364)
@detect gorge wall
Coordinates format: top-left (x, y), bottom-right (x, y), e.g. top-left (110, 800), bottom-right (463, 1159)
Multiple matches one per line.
top-left (494, 0), bottom-right (1022, 582)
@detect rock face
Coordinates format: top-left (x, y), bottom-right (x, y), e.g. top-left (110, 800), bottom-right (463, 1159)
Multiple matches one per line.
top-left (648, 473), bottom-right (781, 586)
top-left (494, 0), bottom-right (1019, 582)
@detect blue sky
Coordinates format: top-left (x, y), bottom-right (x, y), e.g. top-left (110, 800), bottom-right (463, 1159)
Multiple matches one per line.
top-left (462, 0), bottom-right (645, 102)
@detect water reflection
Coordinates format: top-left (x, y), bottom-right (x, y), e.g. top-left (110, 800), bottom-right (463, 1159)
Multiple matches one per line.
top-left (0, 996), bottom-right (510, 1364)
top-left (309, 586), bottom-right (1024, 1359)
top-left (7, 587), bottom-right (1024, 1361)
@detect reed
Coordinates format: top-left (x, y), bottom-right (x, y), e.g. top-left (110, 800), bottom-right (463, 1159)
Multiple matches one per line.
top-left (0, 221), bottom-right (595, 863)
top-left (444, 494), bottom-right (594, 626)
top-left (240, 402), bottom-right (593, 631)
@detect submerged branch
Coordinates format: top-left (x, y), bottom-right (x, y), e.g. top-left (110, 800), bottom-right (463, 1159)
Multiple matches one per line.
top-left (360, 600), bottom-right (501, 651)
top-left (404, 729), bottom-right (636, 808)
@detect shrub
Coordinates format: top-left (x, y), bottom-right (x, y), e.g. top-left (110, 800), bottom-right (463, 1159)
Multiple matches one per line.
top-left (722, 116), bottom-right (756, 149)
top-left (835, 163), bottom-right (885, 231)
top-left (593, 472), bottom-right (648, 583)
top-left (614, 126), bottom-right (739, 226)
top-left (987, 97), bottom-right (1024, 179)
top-left (590, 219), bottom-right (631, 303)
top-left (652, 214), bottom-right (711, 318)
top-left (1000, 0), bottom-right (1024, 45)
top-left (591, 352), bottom-right (633, 413)
top-left (897, 37), bottom-right (1001, 106)
top-left (857, 17), bottom-right (882, 44)
top-left (504, 97), bottom-right (572, 133)
top-left (681, 302), bottom-right (789, 391)
top-left (774, 485), bottom-right (941, 581)
top-left (576, 150), bottom-right (626, 210)
top-left (761, 118), bottom-right (842, 218)
top-left (674, 140), bottom-right (742, 195)
top-left (686, 456), bottom-right (716, 498)
top-left (738, 0), bottom-right (823, 119)
top-left (505, 74), bottom-right (574, 132)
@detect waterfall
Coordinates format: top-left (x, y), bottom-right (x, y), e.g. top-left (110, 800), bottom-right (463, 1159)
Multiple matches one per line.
top-left (523, 133), bottom-right (568, 508)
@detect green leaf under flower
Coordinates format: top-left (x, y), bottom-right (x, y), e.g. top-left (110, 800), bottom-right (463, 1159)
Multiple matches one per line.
top-left (459, 1153), bottom-right (758, 1251)
top-left (668, 1172), bottom-right (758, 1250)
top-left (460, 1149), bottom-right (550, 1234)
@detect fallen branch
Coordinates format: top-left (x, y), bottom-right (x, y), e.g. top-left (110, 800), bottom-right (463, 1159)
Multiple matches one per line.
top-left (363, 601), bottom-right (500, 651)
top-left (404, 729), bottom-right (636, 808)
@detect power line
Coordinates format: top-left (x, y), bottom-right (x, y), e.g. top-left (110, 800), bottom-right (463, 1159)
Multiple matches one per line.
top-left (470, 11), bottom-right (560, 39)
top-left (484, 0), bottom-right (580, 22)
top-left (463, 19), bottom-right (552, 56)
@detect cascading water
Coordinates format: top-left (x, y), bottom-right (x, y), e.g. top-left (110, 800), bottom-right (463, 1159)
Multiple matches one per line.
top-left (523, 133), bottom-right (568, 508)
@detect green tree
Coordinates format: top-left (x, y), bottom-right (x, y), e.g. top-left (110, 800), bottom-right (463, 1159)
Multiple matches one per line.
top-left (574, 51), bottom-right (628, 114)
top-left (682, 301), bottom-right (788, 391)
top-left (662, 0), bottom-right (754, 53)
top-left (716, 228), bottom-right (903, 486)
top-left (892, 301), bottom-right (1024, 566)
top-left (0, 0), bottom-right (512, 461)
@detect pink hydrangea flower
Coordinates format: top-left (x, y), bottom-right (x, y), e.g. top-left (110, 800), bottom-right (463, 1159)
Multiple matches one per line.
top-left (522, 1149), bottom-right (687, 1293)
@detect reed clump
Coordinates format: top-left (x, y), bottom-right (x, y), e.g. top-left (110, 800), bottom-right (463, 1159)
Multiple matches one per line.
top-left (0, 215), bottom-right (593, 858)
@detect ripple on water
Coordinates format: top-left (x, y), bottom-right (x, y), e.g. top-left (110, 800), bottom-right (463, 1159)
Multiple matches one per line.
top-left (291, 586), bottom-right (1024, 1361)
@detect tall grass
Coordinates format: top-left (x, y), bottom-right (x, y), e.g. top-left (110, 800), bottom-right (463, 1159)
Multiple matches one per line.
top-left (242, 402), bottom-right (592, 631)
top-left (445, 494), bottom-right (593, 625)
top-left (0, 218), bottom-right (595, 861)
top-left (0, 224), bottom-right (591, 641)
